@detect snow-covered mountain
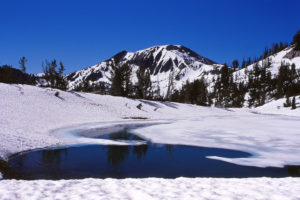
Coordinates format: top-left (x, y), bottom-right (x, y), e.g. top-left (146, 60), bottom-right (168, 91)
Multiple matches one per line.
top-left (66, 44), bottom-right (300, 99)
top-left (66, 45), bottom-right (223, 96)
top-left (233, 46), bottom-right (300, 84)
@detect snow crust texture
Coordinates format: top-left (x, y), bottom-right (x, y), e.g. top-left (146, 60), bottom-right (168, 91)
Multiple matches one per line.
top-left (0, 178), bottom-right (299, 200)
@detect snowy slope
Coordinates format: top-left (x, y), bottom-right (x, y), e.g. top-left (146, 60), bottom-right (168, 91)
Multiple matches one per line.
top-left (233, 46), bottom-right (300, 84)
top-left (255, 95), bottom-right (300, 116)
top-left (1, 178), bottom-right (300, 200)
top-left (66, 45), bottom-right (223, 95)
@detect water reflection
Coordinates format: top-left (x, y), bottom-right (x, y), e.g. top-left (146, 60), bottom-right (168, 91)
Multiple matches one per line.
top-left (165, 144), bottom-right (174, 155)
top-left (8, 131), bottom-right (300, 180)
top-left (287, 165), bottom-right (300, 177)
top-left (107, 146), bottom-right (130, 166)
top-left (133, 145), bottom-right (148, 160)
top-left (41, 149), bottom-right (68, 166)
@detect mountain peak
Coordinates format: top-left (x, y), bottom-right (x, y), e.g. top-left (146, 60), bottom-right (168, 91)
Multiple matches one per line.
top-left (66, 44), bottom-right (220, 91)
top-left (134, 44), bottom-right (215, 64)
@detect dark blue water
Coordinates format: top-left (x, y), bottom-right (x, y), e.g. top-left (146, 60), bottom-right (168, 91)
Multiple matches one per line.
top-left (8, 130), bottom-right (300, 180)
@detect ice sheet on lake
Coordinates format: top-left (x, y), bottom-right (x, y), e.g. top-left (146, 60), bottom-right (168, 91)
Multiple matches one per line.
top-left (133, 114), bottom-right (300, 167)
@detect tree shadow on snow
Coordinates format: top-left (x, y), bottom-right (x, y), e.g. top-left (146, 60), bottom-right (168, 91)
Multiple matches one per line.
top-left (159, 101), bottom-right (178, 109)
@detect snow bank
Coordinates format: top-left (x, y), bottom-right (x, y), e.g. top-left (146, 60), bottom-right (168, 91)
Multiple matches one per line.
top-left (0, 178), bottom-right (299, 200)
top-left (255, 96), bottom-right (300, 117)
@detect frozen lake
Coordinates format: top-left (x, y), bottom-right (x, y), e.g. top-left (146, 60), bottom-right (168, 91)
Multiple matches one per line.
top-left (8, 126), bottom-right (300, 179)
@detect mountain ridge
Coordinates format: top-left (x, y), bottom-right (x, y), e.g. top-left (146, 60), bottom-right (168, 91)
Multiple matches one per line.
top-left (66, 44), bottom-right (223, 95)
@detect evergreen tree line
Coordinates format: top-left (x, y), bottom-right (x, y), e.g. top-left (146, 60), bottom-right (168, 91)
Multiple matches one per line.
top-left (74, 63), bottom-right (154, 99)
top-left (212, 62), bottom-right (299, 108)
top-left (42, 59), bottom-right (68, 90)
top-left (232, 41), bottom-right (289, 70)
top-left (170, 79), bottom-right (209, 106)
top-left (74, 80), bottom-right (108, 94)
top-left (0, 57), bottom-right (67, 91)
top-left (0, 57), bottom-right (35, 85)
top-left (169, 61), bottom-right (299, 108)
top-left (110, 63), bottom-right (153, 99)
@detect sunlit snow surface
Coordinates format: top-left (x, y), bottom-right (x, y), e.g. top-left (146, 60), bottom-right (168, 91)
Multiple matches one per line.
top-left (0, 178), bottom-right (300, 200)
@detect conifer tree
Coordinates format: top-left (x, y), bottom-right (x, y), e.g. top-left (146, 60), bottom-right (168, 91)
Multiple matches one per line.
top-left (42, 59), bottom-right (67, 90)
top-left (292, 30), bottom-right (300, 50)
top-left (284, 96), bottom-right (291, 107)
top-left (110, 65), bottom-right (123, 96)
top-left (19, 56), bottom-right (27, 73)
top-left (57, 62), bottom-right (67, 90)
top-left (232, 60), bottom-right (239, 71)
top-left (136, 67), bottom-right (152, 99)
top-left (241, 59), bottom-right (246, 69)
top-left (110, 64), bottom-right (133, 97)
top-left (291, 97), bottom-right (296, 110)
top-left (166, 70), bottom-right (175, 100)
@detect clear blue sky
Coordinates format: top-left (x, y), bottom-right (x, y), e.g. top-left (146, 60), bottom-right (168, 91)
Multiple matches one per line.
top-left (0, 0), bottom-right (300, 74)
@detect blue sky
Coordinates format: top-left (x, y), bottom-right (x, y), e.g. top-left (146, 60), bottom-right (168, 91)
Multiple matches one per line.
top-left (0, 0), bottom-right (300, 74)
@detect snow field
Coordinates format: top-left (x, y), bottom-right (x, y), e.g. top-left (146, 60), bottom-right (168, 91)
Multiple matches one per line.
top-left (0, 178), bottom-right (299, 200)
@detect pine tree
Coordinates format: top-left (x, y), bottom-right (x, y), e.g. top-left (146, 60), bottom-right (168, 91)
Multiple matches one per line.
top-left (232, 60), bottom-right (239, 71)
top-left (110, 65), bottom-right (123, 96)
top-left (19, 56), bottom-right (27, 73)
top-left (110, 64), bottom-right (133, 97)
top-left (263, 47), bottom-right (269, 59)
top-left (241, 59), bottom-right (246, 69)
top-left (291, 97), bottom-right (296, 110)
top-left (136, 67), bottom-right (152, 99)
top-left (292, 30), bottom-right (300, 50)
top-left (166, 70), bottom-right (175, 100)
top-left (122, 64), bottom-right (133, 97)
top-left (57, 62), bottom-right (67, 90)
top-left (83, 79), bottom-right (90, 91)
top-left (284, 96), bottom-right (291, 107)
top-left (42, 59), bottom-right (67, 90)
